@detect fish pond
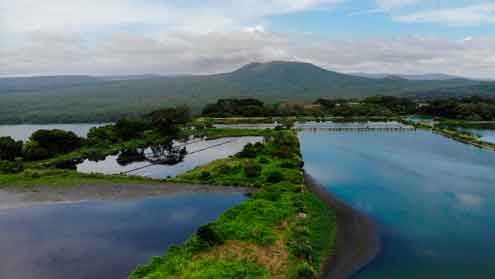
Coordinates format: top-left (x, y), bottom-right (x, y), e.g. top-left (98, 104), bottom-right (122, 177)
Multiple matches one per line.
top-left (0, 192), bottom-right (247, 279)
top-left (299, 129), bottom-right (495, 278)
top-left (77, 136), bottom-right (263, 179)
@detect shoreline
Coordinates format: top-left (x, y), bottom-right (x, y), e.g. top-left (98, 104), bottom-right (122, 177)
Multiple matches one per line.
top-left (304, 173), bottom-right (380, 279)
top-left (0, 183), bottom-right (255, 210)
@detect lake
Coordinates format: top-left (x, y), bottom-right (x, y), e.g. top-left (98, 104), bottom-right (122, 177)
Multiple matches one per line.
top-left (0, 192), bottom-right (246, 279)
top-left (462, 129), bottom-right (495, 144)
top-left (0, 124), bottom-right (104, 141)
top-left (77, 137), bottom-right (263, 179)
top-left (299, 129), bottom-right (495, 278)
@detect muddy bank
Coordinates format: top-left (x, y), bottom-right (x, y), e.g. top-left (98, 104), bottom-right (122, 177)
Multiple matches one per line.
top-left (0, 183), bottom-right (254, 210)
top-left (304, 173), bottom-right (379, 279)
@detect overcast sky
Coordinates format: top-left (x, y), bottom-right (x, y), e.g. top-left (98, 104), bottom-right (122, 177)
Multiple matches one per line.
top-left (1, 0), bottom-right (494, 78)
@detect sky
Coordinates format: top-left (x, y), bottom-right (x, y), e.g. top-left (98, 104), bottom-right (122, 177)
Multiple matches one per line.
top-left (0, 0), bottom-right (494, 79)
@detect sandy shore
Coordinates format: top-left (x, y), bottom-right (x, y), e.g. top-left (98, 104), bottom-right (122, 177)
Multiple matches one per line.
top-left (0, 183), bottom-right (254, 210)
top-left (304, 173), bottom-right (380, 279)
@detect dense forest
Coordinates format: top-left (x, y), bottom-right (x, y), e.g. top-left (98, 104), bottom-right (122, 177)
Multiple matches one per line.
top-left (202, 96), bottom-right (495, 120)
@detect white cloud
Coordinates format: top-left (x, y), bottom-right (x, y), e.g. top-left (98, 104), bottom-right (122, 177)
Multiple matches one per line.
top-left (395, 3), bottom-right (495, 25)
top-left (2, 29), bottom-right (495, 79)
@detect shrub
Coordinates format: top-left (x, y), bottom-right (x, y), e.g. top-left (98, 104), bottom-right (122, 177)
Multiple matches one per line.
top-left (258, 156), bottom-right (269, 164)
top-left (196, 223), bottom-right (223, 246)
top-left (200, 171), bottom-right (211, 180)
top-left (238, 142), bottom-right (264, 158)
top-left (295, 262), bottom-right (316, 279)
top-left (214, 163), bottom-right (234, 175)
top-left (280, 160), bottom-right (297, 169)
top-left (244, 161), bottom-right (262, 178)
top-left (266, 170), bottom-right (283, 183)
top-left (0, 136), bottom-right (23, 161)
top-left (0, 159), bottom-right (24, 174)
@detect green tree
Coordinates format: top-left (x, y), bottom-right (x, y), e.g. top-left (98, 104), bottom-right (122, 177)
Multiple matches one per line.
top-left (150, 105), bottom-right (191, 135)
top-left (0, 136), bottom-right (23, 161)
top-left (25, 129), bottom-right (83, 160)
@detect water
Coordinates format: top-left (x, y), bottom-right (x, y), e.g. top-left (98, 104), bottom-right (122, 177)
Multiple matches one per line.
top-left (460, 128), bottom-right (495, 144)
top-left (294, 121), bottom-right (410, 129)
top-left (298, 130), bottom-right (495, 278)
top-left (0, 193), bottom-right (246, 279)
top-left (77, 137), bottom-right (263, 179)
top-left (0, 124), bottom-right (104, 141)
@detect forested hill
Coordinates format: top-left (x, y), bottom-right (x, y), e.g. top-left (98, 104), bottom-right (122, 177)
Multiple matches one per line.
top-left (0, 61), bottom-right (491, 123)
top-left (0, 76), bottom-right (104, 92)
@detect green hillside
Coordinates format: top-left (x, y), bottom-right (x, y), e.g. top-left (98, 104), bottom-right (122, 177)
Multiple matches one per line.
top-left (0, 61), bottom-right (488, 124)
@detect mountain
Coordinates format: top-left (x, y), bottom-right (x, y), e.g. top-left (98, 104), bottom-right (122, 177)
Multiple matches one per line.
top-left (0, 61), bottom-right (489, 123)
top-left (351, 72), bottom-right (468, 81)
top-left (0, 75), bottom-right (103, 92)
top-left (98, 74), bottom-right (163, 81)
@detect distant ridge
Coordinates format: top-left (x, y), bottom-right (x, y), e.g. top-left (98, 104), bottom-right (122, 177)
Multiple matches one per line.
top-left (0, 61), bottom-right (491, 123)
top-left (0, 75), bottom-right (103, 92)
top-left (351, 72), bottom-right (470, 81)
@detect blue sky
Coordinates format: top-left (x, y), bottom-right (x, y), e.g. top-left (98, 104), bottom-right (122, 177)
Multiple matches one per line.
top-left (1, 0), bottom-right (494, 78)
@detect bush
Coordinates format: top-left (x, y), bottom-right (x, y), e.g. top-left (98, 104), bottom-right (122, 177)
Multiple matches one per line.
top-left (295, 262), bottom-right (316, 279)
top-left (0, 159), bottom-right (24, 174)
top-left (258, 156), bottom-right (269, 164)
top-left (244, 161), bottom-right (262, 178)
top-left (196, 223), bottom-right (223, 246)
top-left (238, 142), bottom-right (264, 158)
top-left (266, 170), bottom-right (283, 183)
top-left (0, 136), bottom-right (23, 161)
top-left (25, 129), bottom-right (83, 160)
top-left (200, 171), bottom-right (211, 180)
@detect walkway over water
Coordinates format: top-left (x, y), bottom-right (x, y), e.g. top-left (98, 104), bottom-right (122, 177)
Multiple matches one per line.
top-left (300, 127), bottom-right (416, 132)
top-left (295, 121), bottom-right (415, 132)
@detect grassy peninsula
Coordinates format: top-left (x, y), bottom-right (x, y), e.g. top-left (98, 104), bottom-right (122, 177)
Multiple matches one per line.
top-left (130, 130), bottom-right (337, 279)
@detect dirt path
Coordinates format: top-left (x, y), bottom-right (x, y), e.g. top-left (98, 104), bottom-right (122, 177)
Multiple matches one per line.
top-left (0, 183), bottom-right (254, 210)
top-left (304, 173), bottom-right (380, 279)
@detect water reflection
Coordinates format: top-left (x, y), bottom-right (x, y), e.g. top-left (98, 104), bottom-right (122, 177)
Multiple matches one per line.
top-left (0, 193), bottom-right (246, 279)
top-left (77, 137), bottom-right (262, 179)
top-left (299, 130), bottom-right (495, 278)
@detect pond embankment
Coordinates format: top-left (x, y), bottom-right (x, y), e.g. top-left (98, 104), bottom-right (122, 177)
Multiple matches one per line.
top-left (0, 182), bottom-right (254, 210)
top-left (304, 173), bottom-right (379, 279)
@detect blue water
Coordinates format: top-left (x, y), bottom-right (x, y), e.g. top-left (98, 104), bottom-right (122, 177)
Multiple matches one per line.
top-left (299, 130), bottom-right (495, 278)
top-left (0, 193), bottom-right (246, 279)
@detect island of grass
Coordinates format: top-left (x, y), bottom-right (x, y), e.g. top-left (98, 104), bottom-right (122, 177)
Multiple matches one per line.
top-left (130, 130), bottom-right (337, 279)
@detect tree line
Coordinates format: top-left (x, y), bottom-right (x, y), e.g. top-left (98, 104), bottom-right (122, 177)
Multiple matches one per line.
top-left (0, 106), bottom-right (191, 174)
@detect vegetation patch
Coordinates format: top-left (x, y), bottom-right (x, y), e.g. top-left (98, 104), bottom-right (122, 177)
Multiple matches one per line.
top-left (130, 130), bottom-right (337, 279)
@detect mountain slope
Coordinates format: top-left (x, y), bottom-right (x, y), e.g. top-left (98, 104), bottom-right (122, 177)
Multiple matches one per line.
top-left (0, 76), bottom-right (104, 93)
top-left (0, 61), bottom-right (489, 123)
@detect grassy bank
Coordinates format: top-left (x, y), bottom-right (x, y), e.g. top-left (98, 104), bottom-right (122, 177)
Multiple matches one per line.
top-left (400, 119), bottom-right (495, 151)
top-left (130, 130), bottom-right (337, 279)
top-left (0, 168), bottom-right (156, 189)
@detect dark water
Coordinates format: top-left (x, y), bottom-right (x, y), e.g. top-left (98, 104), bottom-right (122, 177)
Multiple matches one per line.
top-left (299, 130), bottom-right (495, 278)
top-left (0, 193), bottom-right (246, 279)
top-left (77, 137), bottom-right (262, 179)
top-left (0, 124), bottom-right (104, 141)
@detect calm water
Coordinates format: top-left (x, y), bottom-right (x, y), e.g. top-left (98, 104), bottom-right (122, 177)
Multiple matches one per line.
top-left (77, 137), bottom-right (263, 179)
top-left (464, 129), bottom-right (495, 144)
top-left (299, 130), bottom-right (495, 278)
top-left (0, 124), bottom-right (104, 141)
top-left (0, 193), bottom-right (246, 279)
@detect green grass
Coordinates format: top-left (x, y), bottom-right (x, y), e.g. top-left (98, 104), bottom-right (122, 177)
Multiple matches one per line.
top-left (0, 168), bottom-right (156, 189)
top-left (185, 128), bottom-right (272, 140)
top-left (130, 130), bottom-right (337, 279)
